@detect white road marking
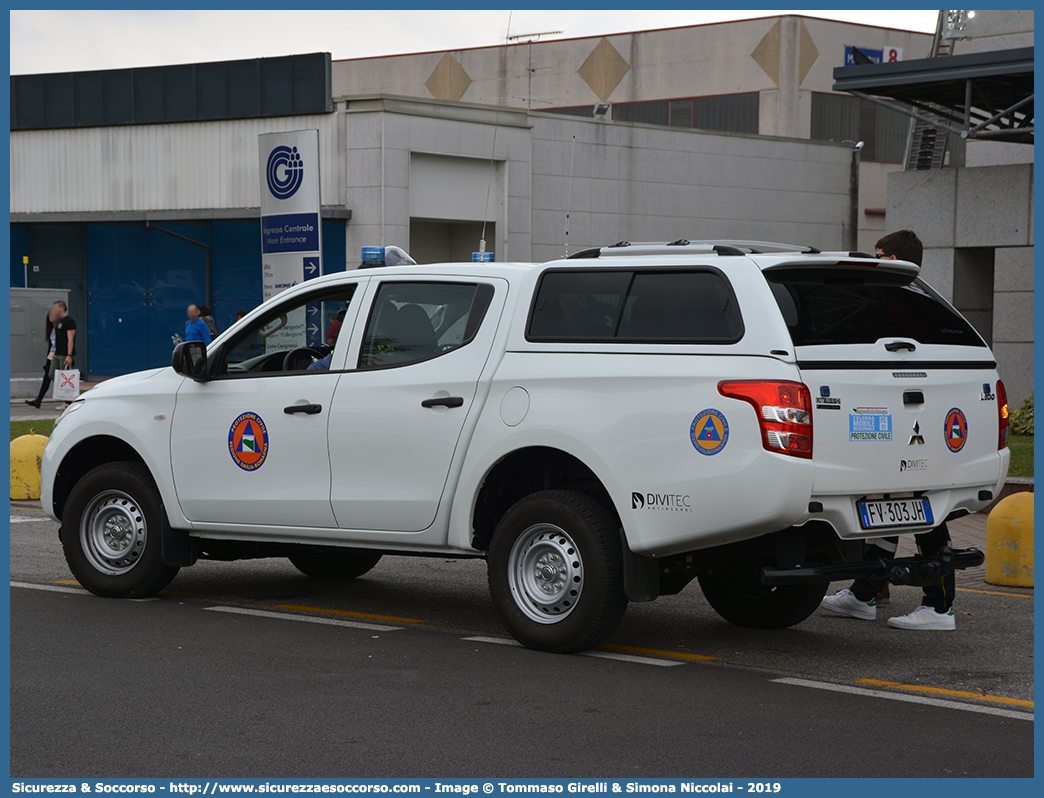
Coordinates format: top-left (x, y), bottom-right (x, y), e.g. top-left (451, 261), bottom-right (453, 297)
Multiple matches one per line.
top-left (583, 650), bottom-right (683, 667)
top-left (464, 635), bottom-right (522, 646)
top-left (10, 517), bottom-right (43, 523)
top-left (464, 636), bottom-right (683, 667)
top-left (204, 605), bottom-right (401, 632)
top-left (10, 581), bottom-right (87, 595)
top-left (772, 677), bottom-right (1034, 722)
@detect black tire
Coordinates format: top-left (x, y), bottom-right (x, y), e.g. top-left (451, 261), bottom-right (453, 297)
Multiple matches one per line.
top-left (698, 562), bottom-right (827, 629)
top-left (289, 548), bottom-right (383, 580)
top-left (487, 489), bottom-right (627, 653)
top-left (61, 462), bottom-right (180, 598)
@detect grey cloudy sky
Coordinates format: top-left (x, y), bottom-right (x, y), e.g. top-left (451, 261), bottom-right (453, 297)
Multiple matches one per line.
top-left (10, 9), bottom-right (939, 75)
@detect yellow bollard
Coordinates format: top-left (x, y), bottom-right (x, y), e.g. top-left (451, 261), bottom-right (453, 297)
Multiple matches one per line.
top-left (10, 429), bottom-right (49, 501)
top-left (985, 492), bottom-right (1034, 587)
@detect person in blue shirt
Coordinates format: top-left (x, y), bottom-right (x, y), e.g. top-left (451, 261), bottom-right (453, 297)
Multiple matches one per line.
top-left (307, 352), bottom-right (333, 371)
top-left (184, 304), bottom-right (212, 345)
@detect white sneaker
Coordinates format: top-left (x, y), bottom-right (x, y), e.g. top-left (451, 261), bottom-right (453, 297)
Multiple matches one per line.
top-left (819, 588), bottom-right (876, 620)
top-left (887, 605), bottom-right (956, 631)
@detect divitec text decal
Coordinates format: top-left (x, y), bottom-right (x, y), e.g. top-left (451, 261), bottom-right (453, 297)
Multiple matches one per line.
top-left (632, 492), bottom-right (692, 512)
top-left (900, 457), bottom-right (929, 473)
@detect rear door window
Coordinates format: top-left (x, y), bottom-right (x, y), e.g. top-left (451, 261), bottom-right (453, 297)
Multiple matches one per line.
top-left (766, 269), bottom-right (987, 348)
top-left (527, 269), bottom-right (743, 343)
top-left (358, 281), bottom-right (494, 369)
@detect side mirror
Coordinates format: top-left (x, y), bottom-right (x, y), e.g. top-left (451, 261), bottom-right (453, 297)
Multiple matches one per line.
top-left (172, 341), bottom-right (209, 381)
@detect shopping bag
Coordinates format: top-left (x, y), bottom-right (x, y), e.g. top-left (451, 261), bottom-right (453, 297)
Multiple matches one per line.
top-left (53, 369), bottom-right (80, 401)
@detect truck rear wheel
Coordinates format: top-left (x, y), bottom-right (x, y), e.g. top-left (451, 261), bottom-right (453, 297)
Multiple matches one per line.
top-left (61, 462), bottom-right (180, 598)
top-left (698, 564), bottom-right (827, 629)
top-left (289, 549), bottom-right (383, 580)
top-left (487, 489), bottom-right (627, 653)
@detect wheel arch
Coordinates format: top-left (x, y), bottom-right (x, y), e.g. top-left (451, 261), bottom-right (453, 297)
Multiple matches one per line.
top-left (52, 435), bottom-right (153, 521)
top-left (470, 445), bottom-right (618, 551)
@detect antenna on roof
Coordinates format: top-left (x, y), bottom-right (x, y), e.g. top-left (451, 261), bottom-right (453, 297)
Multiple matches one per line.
top-left (506, 30), bottom-right (564, 42)
top-left (506, 27), bottom-right (563, 110)
top-left (564, 134), bottom-right (576, 257)
top-left (479, 11), bottom-right (516, 262)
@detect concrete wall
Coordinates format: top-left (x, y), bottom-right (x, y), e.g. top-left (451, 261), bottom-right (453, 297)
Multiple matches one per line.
top-left (331, 17), bottom-right (930, 264)
top-left (340, 97), bottom-right (532, 264)
top-left (10, 92), bottom-right (855, 270)
top-left (950, 9), bottom-right (1034, 55)
top-left (527, 114), bottom-right (852, 262)
top-left (331, 16), bottom-right (931, 132)
top-left (886, 164), bottom-right (1034, 407)
top-left (338, 97), bottom-right (853, 265)
top-left (857, 160), bottom-right (902, 253)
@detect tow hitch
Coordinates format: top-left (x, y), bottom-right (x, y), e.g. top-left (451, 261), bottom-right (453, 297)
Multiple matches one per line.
top-left (760, 546), bottom-right (985, 587)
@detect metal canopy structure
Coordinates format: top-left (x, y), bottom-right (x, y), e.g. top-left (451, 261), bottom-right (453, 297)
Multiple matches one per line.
top-left (832, 47), bottom-right (1033, 143)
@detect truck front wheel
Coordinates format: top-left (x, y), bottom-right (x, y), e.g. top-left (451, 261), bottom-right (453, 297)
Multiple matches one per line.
top-left (488, 489), bottom-right (627, 653)
top-left (61, 462), bottom-right (180, 598)
top-left (698, 563), bottom-right (827, 629)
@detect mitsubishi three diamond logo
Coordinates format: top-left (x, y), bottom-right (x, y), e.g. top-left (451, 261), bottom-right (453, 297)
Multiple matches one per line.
top-left (908, 419), bottom-right (925, 445)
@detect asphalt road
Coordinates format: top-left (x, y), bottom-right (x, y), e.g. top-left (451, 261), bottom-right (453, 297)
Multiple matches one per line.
top-left (9, 507), bottom-right (1034, 778)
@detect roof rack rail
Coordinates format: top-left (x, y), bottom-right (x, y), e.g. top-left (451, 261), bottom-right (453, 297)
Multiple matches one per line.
top-left (685, 240), bottom-right (821, 254)
top-left (560, 240), bottom-right (824, 260)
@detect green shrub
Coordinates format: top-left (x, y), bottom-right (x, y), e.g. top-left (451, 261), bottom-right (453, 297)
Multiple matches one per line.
top-left (1009, 391), bottom-right (1034, 436)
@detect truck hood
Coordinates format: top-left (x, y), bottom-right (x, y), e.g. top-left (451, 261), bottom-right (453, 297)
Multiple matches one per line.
top-left (80, 367), bottom-right (177, 400)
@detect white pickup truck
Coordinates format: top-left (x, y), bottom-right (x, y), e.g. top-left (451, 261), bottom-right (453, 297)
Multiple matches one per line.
top-left (41, 241), bottom-right (1009, 652)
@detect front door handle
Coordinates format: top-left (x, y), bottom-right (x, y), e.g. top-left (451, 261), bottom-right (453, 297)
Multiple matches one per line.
top-left (421, 396), bottom-right (464, 409)
top-left (284, 403), bottom-right (323, 415)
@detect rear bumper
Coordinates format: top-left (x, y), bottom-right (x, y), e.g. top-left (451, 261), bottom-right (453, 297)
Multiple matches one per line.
top-left (762, 547), bottom-right (985, 586)
top-left (805, 478), bottom-right (1006, 541)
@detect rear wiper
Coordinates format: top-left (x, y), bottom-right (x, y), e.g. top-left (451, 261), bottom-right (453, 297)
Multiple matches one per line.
top-left (885, 341), bottom-right (917, 352)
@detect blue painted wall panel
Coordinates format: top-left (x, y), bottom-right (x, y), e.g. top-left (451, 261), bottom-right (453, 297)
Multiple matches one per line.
top-left (212, 220), bottom-right (263, 300)
top-left (146, 223), bottom-right (209, 301)
top-left (70, 218), bottom-right (347, 375)
top-left (86, 224), bottom-right (148, 298)
top-left (10, 228), bottom-right (28, 287)
top-left (323, 220), bottom-right (347, 274)
top-left (86, 299), bottom-right (149, 375)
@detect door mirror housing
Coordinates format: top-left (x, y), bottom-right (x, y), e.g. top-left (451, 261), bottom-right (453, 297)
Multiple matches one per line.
top-left (172, 341), bottom-right (209, 381)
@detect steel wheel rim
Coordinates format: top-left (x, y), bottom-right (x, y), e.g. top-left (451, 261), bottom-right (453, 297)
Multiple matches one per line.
top-left (79, 490), bottom-right (147, 576)
top-left (507, 523), bottom-right (584, 624)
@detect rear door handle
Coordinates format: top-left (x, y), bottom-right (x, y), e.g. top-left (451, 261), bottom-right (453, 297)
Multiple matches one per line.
top-left (284, 403), bottom-right (323, 415)
top-left (421, 396), bottom-right (464, 409)
top-left (885, 341), bottom-right (916, 352)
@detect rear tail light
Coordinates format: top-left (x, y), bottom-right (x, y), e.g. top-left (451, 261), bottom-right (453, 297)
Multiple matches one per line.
top-left (996, 379), bottom-right (1009, 450)
top-left (718, 380), bottom-right (813, 459)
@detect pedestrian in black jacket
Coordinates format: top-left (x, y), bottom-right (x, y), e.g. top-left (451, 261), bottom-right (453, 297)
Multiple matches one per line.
top-left (25, 300), bottom-right (76, 409)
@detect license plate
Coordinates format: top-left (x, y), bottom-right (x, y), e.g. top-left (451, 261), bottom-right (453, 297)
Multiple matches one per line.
top-left (857, 497), bottom-right (934, 530)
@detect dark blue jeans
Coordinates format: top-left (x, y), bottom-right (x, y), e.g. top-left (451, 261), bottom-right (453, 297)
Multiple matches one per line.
top-left (850, 523), bottom-right (954, 611)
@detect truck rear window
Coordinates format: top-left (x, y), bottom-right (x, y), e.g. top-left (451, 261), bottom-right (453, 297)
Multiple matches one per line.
top-left (766, 269), bottom-right (987, 348)
top-left (527, 269), bottom-right (743, 343)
